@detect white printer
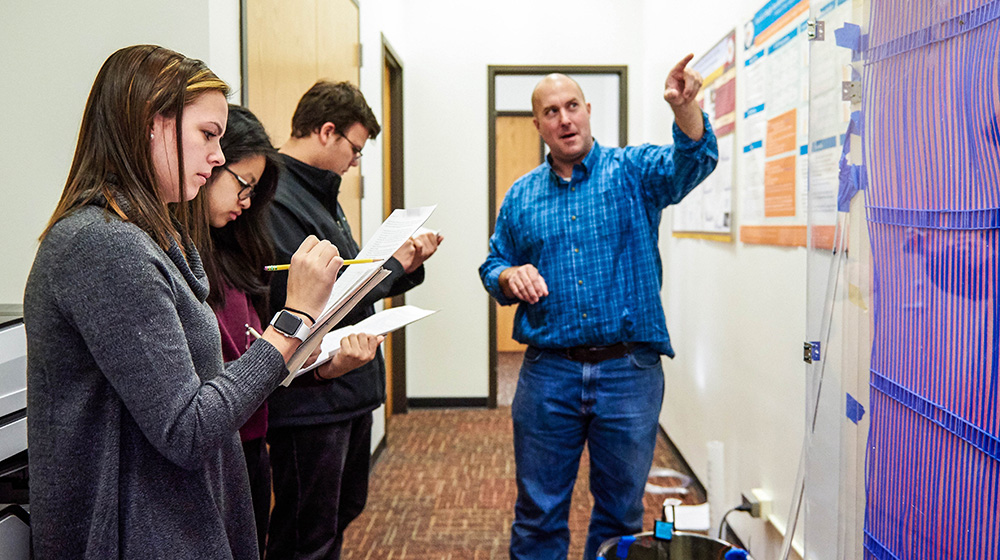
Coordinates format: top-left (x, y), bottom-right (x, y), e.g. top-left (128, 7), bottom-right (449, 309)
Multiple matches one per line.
top-left (0, 305), bottom-right (29, 559)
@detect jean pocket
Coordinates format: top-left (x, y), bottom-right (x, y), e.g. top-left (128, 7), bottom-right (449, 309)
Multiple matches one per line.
top-left (627, 345), bottom-right (662, 369)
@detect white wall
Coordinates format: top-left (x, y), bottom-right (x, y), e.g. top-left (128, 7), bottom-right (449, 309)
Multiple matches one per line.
top-left (0, 1), bottom-right (227, 303)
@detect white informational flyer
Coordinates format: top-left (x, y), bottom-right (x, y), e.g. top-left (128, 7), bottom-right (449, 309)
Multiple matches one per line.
top-left (295, 305), bottom-right (439, 378)
top-left (738, 0), bottom-right (811, 243)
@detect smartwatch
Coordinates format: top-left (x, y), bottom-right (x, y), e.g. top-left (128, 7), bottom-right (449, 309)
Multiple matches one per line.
top-left (269, 310), bottom-right (310, 342)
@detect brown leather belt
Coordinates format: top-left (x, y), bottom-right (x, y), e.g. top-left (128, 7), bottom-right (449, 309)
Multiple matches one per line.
top-left (559, 342), bottom-right (633, 363)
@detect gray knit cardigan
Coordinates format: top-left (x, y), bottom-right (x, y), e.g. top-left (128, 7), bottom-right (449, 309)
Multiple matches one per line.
top-left (24, 205), bottom-right (287, 559)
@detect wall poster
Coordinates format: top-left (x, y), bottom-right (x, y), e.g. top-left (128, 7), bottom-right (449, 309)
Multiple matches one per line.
top-left (673, 30), bottom-right (738, 242)
top-left (737, 0), bottom-right (812, 247)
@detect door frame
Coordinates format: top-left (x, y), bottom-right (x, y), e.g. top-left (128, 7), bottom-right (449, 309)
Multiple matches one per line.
top-left (383, 35), bottom-right (407, 415)
top-left (486, 65), bottom-right (628, 408)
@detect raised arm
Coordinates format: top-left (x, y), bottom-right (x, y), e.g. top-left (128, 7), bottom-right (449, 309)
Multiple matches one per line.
top-left (664, 53), bottom-right (705, 141)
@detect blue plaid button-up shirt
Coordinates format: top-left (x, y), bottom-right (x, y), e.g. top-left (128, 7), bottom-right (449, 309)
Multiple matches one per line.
top-left (479, 116), bottom-right (718, 357)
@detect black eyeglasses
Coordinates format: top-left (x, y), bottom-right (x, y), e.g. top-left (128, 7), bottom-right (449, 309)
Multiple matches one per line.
top-left (222, 166), bottom-right (256, 200)
top-left (337, 131), bottom-right (364, 160)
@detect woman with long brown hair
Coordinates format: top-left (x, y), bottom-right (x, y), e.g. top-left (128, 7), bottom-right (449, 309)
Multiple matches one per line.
top-left (23, 45), bottom-right (342, 558)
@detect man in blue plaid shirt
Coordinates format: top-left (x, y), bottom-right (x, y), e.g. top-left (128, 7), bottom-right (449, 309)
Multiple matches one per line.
top-left (479, 55), bottom-right (718, 560)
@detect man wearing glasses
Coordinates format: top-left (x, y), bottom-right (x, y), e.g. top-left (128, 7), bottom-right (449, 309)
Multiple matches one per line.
top-left (266, 81), bottom-right (442, 560)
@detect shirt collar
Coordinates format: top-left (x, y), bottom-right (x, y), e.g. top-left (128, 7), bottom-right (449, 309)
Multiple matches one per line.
top-left (546, 139), bottom-right (602, 184)
top-left (279, 153), bottom-right (342, 210)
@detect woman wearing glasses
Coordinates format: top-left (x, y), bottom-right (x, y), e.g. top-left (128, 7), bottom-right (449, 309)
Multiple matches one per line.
top-left (190, 104), bottom-right (383, 556)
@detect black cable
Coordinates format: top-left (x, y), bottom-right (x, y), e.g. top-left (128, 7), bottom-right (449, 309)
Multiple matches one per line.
top-left (718, 503), bottom-right (752, 539)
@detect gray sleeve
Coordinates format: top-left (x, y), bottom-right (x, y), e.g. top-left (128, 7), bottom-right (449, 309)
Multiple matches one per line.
top-left (53, 223), bottom-right (286, 470)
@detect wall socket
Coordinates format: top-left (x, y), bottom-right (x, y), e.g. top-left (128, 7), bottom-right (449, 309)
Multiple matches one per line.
top-left (741, 488), bottom-right (772, 518)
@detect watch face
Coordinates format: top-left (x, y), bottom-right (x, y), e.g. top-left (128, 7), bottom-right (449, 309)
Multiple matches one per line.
top-left (273, 311), bottom-right (303, 335)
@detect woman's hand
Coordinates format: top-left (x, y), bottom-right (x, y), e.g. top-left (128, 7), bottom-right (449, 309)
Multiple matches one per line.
top-left (284, 236), bottom-right (343, 322)
top-left (302, 343), bottom-right (323, 369)
top-left (315, 333), bottom-right (384, 380)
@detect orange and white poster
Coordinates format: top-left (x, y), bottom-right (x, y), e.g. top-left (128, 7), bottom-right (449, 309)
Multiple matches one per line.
top-left (738, 0), bottom-right (811, 247)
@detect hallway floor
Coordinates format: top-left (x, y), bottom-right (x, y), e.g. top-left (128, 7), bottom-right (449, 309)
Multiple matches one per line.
top-left (341, 406), bottom-right (704, 559)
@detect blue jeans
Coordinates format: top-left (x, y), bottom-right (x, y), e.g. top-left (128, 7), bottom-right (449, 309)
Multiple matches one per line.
top-left (510, 345), bottom-right (664, 560)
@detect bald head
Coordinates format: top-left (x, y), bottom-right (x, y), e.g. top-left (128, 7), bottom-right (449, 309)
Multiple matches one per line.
top-left (531, 74), bottom-right (586, 117)
top-left (530, 73), bottom-right (593, 176)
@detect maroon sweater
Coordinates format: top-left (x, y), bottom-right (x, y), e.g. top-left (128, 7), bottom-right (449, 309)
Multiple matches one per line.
top-left (214, 282), bottom-right (268, 442)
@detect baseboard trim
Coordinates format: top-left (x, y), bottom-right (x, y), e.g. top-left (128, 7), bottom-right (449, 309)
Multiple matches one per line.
top-left (407, 397), bottom-right (489, 408)
top-left (657, 425), bottom-right (708, 499)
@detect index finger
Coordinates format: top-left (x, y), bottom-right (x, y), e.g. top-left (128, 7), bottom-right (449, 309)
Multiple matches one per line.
top-left (670, 53), bottom-right (695, 76)
top-left (683, 69), bottom-right (702, 99)
top-left (297, 235), bottom-right (320, 253)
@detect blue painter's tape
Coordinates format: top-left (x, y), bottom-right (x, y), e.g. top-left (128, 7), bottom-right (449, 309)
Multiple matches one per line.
top-left (617, 535), bottom-right (636, 558)
top-left (850, 110), bottom-right (863, 130)
top-left (846, 393), bottom-right (866, 424)
top-left (838, 164), bottom-right (861, 212)
top-left (799, 144), bottom-right (808, 155)
top-left (654, 520), bottom-right (674, 541)
top-left (743, 140), bottom-right (763, 153)
top-left (835, 22), bottom-right (862, 50)
top-left (853, 165), bottom-right (867, 191)
top-left (837, 152), bottom-right (855, 212)
top-left (837, 114), bottom-right (866, 211)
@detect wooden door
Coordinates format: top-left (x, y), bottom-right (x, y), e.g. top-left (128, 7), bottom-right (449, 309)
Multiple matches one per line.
top-left (245, 0), bottom-right (363, 235)
top-left (494, 115), bottom-right (541, 352)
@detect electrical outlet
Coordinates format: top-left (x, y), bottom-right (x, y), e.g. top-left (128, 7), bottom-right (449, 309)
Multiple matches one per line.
top-left (741, 488), bottom-right (772, 519)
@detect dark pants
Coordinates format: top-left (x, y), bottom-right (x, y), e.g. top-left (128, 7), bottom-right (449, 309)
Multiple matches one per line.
top-left (265, 413), bottom-right (373, 560)
top-left (242, 437), bottom-right (272, 559)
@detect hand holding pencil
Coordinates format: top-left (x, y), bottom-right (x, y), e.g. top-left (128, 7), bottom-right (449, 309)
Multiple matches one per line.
top-left (282, 236), bottom-right (343, 324)
top-left (265, 258), bottom-right (383, 272)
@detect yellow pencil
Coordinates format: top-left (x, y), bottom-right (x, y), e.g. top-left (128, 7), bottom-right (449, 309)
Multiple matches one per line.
top-left (264, 258), bottom-right (383, 272)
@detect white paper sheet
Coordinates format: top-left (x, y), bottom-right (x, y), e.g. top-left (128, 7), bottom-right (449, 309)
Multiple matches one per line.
top-left (296, 306), bottom-right (439, 376)
top-left (323, 205), bottom-right (436, 311)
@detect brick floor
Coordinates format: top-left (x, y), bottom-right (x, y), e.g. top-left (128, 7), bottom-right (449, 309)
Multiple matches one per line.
top-left (340, 408), bottom-right (704, 559)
